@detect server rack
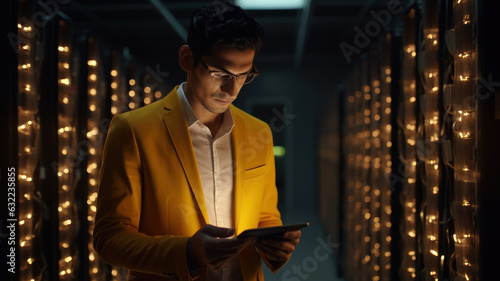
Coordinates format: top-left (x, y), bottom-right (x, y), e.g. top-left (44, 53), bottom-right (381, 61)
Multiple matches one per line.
top-left (319, 0), bottom-right (500, 280)
top-left (5, 1), bottom-right (160, 280)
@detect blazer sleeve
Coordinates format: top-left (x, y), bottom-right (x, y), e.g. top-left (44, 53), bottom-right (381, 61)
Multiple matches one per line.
top-left (92, 114), bottom-right (191, 280)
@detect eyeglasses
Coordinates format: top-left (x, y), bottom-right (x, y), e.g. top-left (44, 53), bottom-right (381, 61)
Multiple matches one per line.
top-left (197, 56), bottom-right (259, 86)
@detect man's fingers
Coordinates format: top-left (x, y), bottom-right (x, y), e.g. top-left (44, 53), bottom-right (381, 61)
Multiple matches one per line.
top-left (191, 225), bottom-right (266, 271)
top-left (203, 236), bottom-right (256, 266)
top-left (201, 224), bottom-right (235, 238)
top-left (283, 230), bottom-right (301, 240)
top-left (257, 242), bottom-right (290, 261)
top-left (253, 230), bottom-right (302, 263)
top-left (259, 238), bottom-right (282, 248)
top-left (258, 239), bottom-right (295, 254)
top-left (206, 236), bottom-right (255, 251)
top-left (189, 225), bottom-right (258, 271)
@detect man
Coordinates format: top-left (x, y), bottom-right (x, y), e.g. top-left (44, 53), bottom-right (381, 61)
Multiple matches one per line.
top-left (93, 2), bottom-right (301, 281)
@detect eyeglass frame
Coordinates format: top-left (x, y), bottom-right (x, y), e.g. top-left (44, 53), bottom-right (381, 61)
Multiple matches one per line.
top-left (195, 55), bottom-right (259, 86)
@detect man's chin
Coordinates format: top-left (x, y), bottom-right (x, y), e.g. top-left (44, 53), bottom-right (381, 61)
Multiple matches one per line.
top-left (206, 104), bottom-right (229, 115)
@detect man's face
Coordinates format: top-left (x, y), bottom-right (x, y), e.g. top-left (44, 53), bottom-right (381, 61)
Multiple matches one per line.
top-left (185, 46), bottom-right (256, 115)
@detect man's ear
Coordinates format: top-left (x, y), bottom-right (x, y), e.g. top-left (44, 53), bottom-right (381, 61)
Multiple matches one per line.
top-left (179, 45), bottom-right (193, 72)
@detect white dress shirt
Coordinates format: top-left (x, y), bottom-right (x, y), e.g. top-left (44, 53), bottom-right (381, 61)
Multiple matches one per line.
top-left (178, 83), bottom-right (243, 281)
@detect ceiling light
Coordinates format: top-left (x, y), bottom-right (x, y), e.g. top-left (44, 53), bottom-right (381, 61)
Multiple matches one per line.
top-left (235, 0), bottom-right (305, 10)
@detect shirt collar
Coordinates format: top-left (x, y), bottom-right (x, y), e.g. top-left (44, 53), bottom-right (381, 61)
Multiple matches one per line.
top-left (178, 82), bottom-right (198, 127)
top-left (178, 82), bottom-right (235, 136)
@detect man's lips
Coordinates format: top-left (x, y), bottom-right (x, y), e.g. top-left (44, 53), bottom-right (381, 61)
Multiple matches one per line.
top-left (215, 98), bottom-right (233, 104)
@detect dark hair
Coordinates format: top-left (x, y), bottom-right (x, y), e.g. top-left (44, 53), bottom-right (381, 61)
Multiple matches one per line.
top-left (187, 1), bottom-right (264, 58)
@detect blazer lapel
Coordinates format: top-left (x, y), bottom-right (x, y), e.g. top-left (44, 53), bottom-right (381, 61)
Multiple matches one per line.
top-left (162, 86), bottom-right (209, 224)
top-left (231, 106), bottom-right (246, 234)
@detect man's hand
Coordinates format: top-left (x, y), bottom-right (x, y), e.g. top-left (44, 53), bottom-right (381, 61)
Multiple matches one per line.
top-left (256, 230), bottom-right (301, 263)
top-left (186, 225), bottom-right (256, 273)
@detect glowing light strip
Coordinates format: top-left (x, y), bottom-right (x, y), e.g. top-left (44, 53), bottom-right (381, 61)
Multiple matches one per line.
top-left (57, 20), bottom-right (78, 280)
top-left (17, 17), bottom-right (44, 281)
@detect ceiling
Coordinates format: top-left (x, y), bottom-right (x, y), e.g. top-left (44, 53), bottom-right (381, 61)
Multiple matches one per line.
top-left (59, 0), bottom-right (408, 74)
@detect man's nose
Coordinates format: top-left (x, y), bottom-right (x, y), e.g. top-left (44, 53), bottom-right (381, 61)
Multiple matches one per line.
top-left (221, 78), bottom-right (239, 98)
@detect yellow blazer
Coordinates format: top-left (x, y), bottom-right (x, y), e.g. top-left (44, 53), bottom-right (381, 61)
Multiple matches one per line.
top-left (93, 86), bottom-right (283, 281)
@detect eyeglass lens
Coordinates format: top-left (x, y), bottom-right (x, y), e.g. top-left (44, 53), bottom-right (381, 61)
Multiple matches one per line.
top-left (212, 73), bottom-right (256, 86)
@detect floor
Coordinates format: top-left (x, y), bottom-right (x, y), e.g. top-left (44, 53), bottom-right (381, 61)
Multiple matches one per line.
top-left (262, 207), bottom-right (345, 281)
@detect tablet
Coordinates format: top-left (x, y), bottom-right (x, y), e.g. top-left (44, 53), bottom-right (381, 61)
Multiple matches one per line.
top-left (238, 222), bottom-right (309, 238)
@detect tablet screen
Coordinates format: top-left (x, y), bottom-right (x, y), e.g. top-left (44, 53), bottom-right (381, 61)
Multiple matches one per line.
top-left (238, 222), bottom-right (309, 238)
